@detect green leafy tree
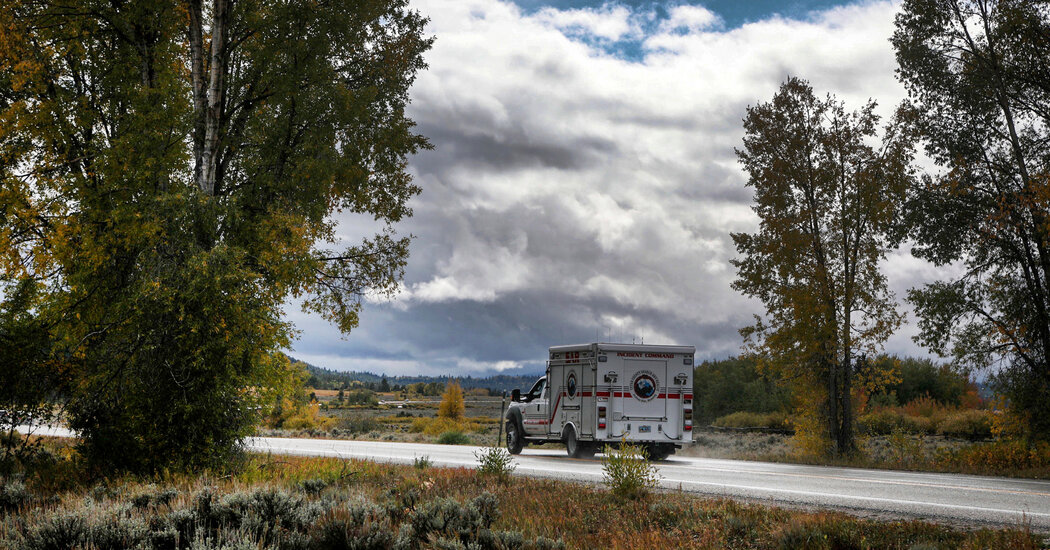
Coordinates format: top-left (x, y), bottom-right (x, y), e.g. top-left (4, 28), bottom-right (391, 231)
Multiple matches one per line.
top-left (868, 355), bottom-right (970, 407)
top-left (692, 357), bottom-right (792, 424)
top-left (0, 0), bottom-right (431, 472)
top-left (0, 279), bottom-right (68, 473)
top-left (893, 0), bottom-right (1050, 438)
top-left (732, 78), bottom-right (914, 456)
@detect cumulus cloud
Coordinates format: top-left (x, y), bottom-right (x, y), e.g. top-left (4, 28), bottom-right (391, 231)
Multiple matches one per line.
top-left (288, 0), bottom-right (945, 376)
top-left (533, 4), bottom-right (639, 41)
top-left (659, 5), bottom-right (721, 33)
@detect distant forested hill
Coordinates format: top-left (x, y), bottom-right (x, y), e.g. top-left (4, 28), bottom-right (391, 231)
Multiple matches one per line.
top-left (289, 356), bottom-right (540, 392)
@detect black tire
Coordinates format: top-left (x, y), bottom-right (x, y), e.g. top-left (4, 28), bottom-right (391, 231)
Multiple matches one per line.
top-left (646, 444), bottom-right (672, 461)
top-left (506, 420), bottom-right (524, 455)
top-left (565, 426), bottom-right (584, 458)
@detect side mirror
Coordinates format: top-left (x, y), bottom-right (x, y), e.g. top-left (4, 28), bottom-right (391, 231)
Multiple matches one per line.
top-left (511, 389), bottom-right (521, 402)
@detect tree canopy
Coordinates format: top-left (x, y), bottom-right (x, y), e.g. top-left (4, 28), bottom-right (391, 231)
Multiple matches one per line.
top-left (732, 78), bottom-right (914, 455)
top-left (0, 0), bottom-right (431, 472)
top-left (893, 0), bottom-right (1050, 438)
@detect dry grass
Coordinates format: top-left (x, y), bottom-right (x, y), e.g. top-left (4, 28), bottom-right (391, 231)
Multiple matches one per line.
top-left (0, 441), bottom-right (1042, 549)
top-left (687, 428), bottom-right (1050, 480)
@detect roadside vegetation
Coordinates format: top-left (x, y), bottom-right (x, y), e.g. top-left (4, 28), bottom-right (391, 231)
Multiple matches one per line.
top-left (258, 378), bottom-right (505, 447)
top-left (0, 438), bottom-right (1040, 550)
top-left (688, 355), bottom-right (1050, 478)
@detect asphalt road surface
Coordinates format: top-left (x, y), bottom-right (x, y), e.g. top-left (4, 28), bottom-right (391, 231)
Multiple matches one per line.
top-left (29, 426), bottom-right (1050, 532)
top-left (249, 435), bottom-right (1050, 532)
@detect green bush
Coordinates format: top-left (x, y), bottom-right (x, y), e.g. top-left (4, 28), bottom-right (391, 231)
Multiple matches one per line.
top-left (0, 479), bottom-right (30, 511)
top-left (858, 409), bottom-right (934, 436)
top-left (712, 411), bottom-right (791, 430)
top-left (601, 443), bottom-right (659, 500)
top-left (344, 389), bottom-right (379, 406)
top-left (937, 410), bottom-right (993, 440)
top-left (437, 431), bottom-right (470, 445)
top-left (474, 446), bottom-right (516, 483)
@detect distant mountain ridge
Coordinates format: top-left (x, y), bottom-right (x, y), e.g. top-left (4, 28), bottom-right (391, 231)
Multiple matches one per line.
top-left (289, 356), bottom-right (542, 392)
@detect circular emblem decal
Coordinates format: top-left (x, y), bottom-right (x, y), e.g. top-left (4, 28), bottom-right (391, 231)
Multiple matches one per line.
top-left (566, 372), bottom-right (578, 398)
top-left (632, 371), bottom-right (658, 401)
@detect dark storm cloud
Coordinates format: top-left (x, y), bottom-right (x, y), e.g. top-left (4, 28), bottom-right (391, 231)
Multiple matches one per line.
top-left (288, 0), bottom-right (942, 376)
top-left (415, 124), bottom-right (619, 173)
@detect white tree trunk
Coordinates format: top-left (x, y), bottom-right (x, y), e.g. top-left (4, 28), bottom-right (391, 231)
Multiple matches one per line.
top-left (199, 0), bottom-right (228, 196)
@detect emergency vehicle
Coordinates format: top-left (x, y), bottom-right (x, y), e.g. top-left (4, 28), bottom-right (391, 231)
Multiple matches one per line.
top-left (505, 343), bottom-right (695, 460)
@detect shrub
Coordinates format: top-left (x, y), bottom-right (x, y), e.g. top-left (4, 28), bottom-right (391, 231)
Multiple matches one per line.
top-left (474, 447), bottom-right (516, 483)
top-left (411, 416), bottom-right (480, 436)
top-left (0, 479), bottom-right (31, 511)
top-left (298, 479), bottom-right (328, 495)
top-left (438, 382), bottom-right (466, 421)
top-left (712, 411), bottom-right (792, 430)
top-left (437, 431), bottom-right (470, 445)
top-left (858, 409), bottom-right (915, 435)
top-left (405, 492), bottom-right (501, 546)
top-left (334, 415), bottom-right (380, 434)
top-left (903, 394), bottom-right (942, 418)
top-left (858, 408), bottom-right (937, 436)
top-left (21, 511), bottom-right (89, 550)
top-left (932, 440), bottom-right (1050, 475)
top-left (311, 502), bottom-right (394, 550)
top-left (283, 402), bottom-right (331, 431)
top-left (601, 442), bottom-right (659, 500)
top-left (937, 410), bottom-right (993, 440)
top-left (413, 456), bottom-right (433, 470)
top-left (350, 389), bottom-right (379, 406)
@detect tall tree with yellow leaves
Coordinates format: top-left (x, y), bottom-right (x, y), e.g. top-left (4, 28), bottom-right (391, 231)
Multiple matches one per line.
top-left (732, 78), bottom-right (914, 456)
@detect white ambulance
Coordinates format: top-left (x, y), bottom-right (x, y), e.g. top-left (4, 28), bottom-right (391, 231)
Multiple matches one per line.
top-left (505, 343), bottom-right (695, 460)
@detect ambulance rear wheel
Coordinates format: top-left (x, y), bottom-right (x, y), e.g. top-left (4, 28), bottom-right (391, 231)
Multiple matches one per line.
top-left (564, 426), bottom-right (590, 458)
top-left (646, 444), bottom-right (672, 461)
top-left (506, 421), bottom-right (524, 455)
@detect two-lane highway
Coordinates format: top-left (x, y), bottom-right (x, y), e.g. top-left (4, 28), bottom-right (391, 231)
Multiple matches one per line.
top-left (250, 435), bottom-right (1050, 532)
top-left (30, 426), bottom-right (1050, 532)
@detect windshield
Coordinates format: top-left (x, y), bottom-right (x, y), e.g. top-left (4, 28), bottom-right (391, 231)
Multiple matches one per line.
top-left (528, 377), bottom-right (546, 399)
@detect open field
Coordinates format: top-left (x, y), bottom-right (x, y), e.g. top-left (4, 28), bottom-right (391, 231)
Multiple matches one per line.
top-left (0, 439), bottom-right (1043, 549)
top-left (264, 393), bottom-right (509, 446)
top-left (273, 396), bottom-right (1050, 480)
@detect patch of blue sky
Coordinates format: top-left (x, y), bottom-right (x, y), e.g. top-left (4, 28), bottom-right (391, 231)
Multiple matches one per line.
top-left (515, 0), bottom-right (861, 60)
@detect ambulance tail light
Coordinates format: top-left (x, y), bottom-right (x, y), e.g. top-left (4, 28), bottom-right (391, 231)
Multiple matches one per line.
top-left (683, 409), bottom-right (692, 420)
top-left (598, 406), bottom-right (607, 430)
top-left (684, 421), bottom-right (692, 432)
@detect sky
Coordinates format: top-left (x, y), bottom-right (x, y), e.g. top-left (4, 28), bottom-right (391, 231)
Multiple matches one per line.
top-left (285, 0), bottom-right (950, 377)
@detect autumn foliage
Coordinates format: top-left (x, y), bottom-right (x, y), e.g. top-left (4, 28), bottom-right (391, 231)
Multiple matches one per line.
top-left (438, 381), bottom-right (466, 421)
top-left (732, 78), bottom-right (914, 456)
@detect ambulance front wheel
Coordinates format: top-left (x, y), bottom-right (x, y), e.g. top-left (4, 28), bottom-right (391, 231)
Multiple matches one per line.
top-left (506, 420), bottom-right (524, 454)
